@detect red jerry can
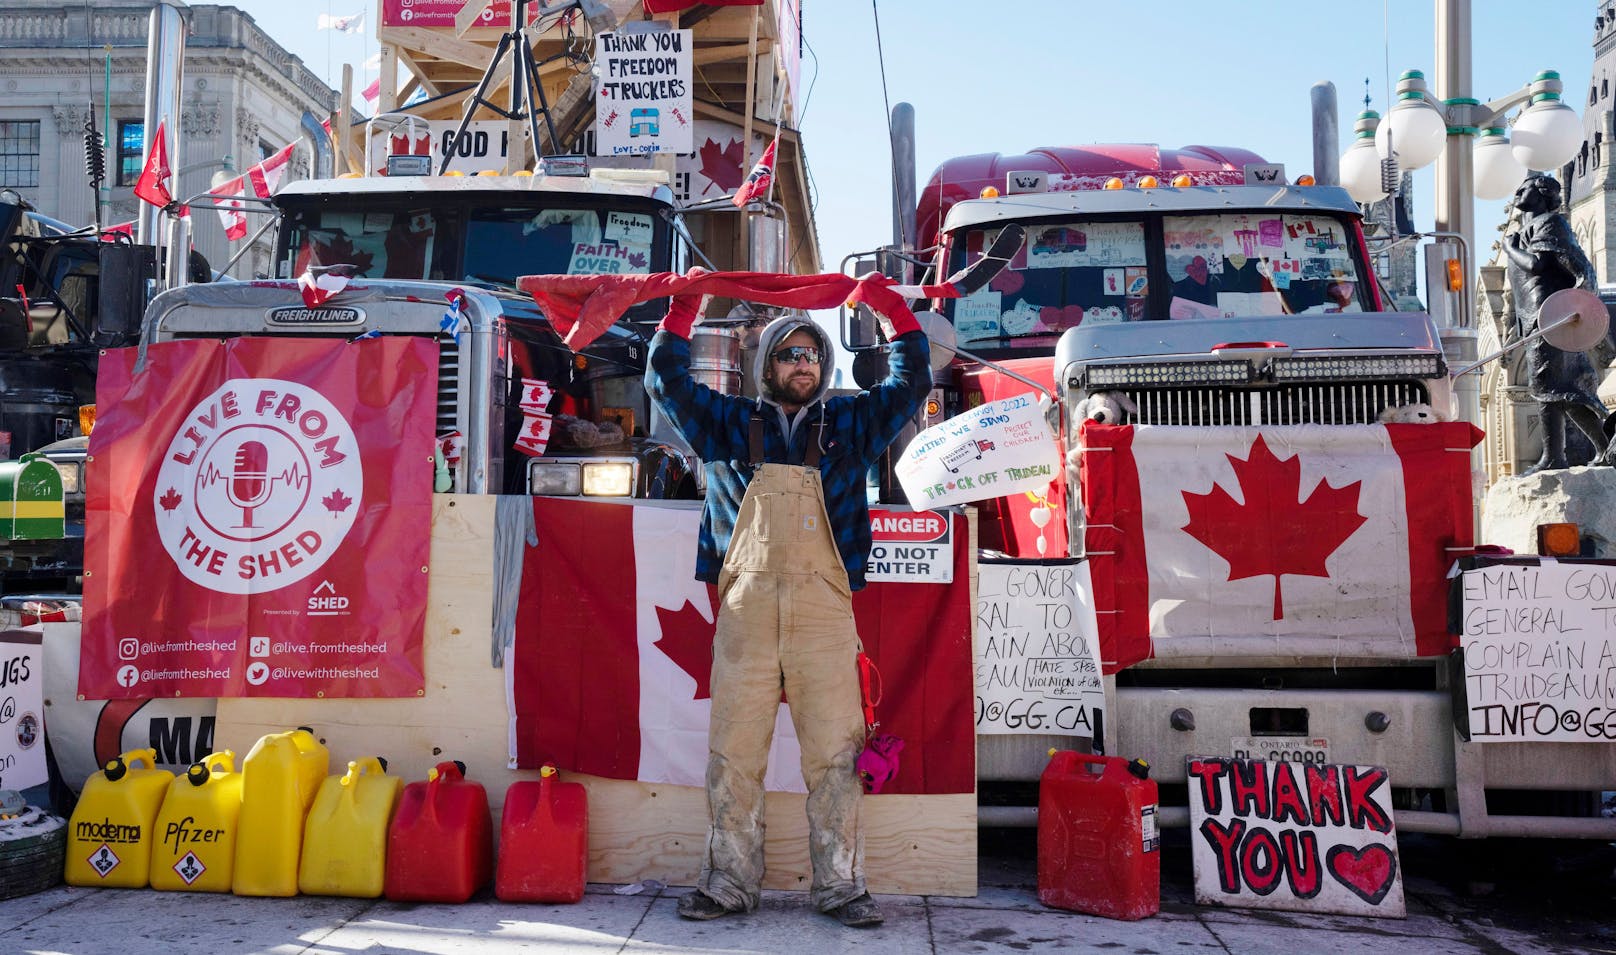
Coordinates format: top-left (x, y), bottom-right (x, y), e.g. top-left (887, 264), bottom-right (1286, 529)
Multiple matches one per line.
top-left (384, 760), bottom-right (492, 903)
top-left (1038, 752), bottom-right (1160, 920)
top-left (496, 765), bottom-right (588, 903)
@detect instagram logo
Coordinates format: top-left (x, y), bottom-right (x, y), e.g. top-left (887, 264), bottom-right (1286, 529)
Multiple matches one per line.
top-left (117, 638), bottom-right (140, 661)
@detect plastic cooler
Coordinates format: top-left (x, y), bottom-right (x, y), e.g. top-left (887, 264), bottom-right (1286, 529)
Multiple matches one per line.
top-left (64, 748), bottom-right (173, 888)
top-left (385, 760), bottom-right (492, 903)
top-left (496, 765), bottom-right (588, 903)
top-left (149, 751), bottom-right (242, 893)
top-left (1037, 752), bottom-right (1160, 920)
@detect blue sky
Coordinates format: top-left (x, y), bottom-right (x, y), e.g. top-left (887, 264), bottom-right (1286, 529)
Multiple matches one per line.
top-left (241, 1), bottom-right (1596, 271)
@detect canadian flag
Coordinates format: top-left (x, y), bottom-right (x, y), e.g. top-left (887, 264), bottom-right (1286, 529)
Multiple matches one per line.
top-left (1079, 421), bottom-right (1481, 671)
top-left (208, 174), bottom-right (248, 241)
top-left (509, 499), bottom-right (975, 795)
top-left (248, 142), bottom-right (294, 199)
top-left (732, 137), bottom-right (777, 208)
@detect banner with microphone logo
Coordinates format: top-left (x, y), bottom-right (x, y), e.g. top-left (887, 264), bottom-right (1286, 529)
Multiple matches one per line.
top-left (81, 336), bottom-right (438, 699)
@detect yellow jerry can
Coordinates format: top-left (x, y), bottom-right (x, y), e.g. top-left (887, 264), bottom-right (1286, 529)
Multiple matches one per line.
top-left (299, 756), bottom-right (403, 898)
top-left (64, 748), bottom-right (173, 888)
top-left (0, 452), bottom-right (64, 540)
top-left (233, 727), bottom-right (328, 897)
top-left (149, 751), bottom-right (242, 893)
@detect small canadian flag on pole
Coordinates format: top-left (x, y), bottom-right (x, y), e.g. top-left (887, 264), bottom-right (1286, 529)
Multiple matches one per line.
top-left (248, 142), bottom-right (294, 198)
top-left (732, 136), bottom-right (777, 208)
top-left (207, 174), bottom-right (249, 241)
top-left (133, 118), bottom-right (174, 210)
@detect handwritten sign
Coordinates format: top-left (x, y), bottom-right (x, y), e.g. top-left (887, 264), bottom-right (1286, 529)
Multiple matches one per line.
top-left (974, 561), bottom-right (1103, 736)
top-left (0, 630), bottom-right (46, 792)
top-left (1187, 757), bottom-right (1405, 917)
top-left (866, 508), bottom-right (954, 584)
top-left (896, 393), bottom-right (1060, 509)
top-left (594, 29), bottom-right (694, 156)
top-left (1458, 560), bottom-right (1616, 742)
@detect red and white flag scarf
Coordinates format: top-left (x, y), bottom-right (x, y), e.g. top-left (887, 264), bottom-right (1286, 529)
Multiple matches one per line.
top-left (1078, 421), bottom-right (1482, 671)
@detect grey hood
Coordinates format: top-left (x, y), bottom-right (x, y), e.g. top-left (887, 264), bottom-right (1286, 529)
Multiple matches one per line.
top-left (752, 314), bottom-right (835, 409)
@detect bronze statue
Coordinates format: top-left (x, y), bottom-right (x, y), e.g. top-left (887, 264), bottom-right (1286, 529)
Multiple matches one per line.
top-left (1502, 174), bottom-right (1614, 472)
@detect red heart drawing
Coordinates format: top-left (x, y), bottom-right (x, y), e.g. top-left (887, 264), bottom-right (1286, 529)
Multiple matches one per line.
top-left (989, 268), bottom-right (1024, 296)
top-left (1326, 843), bottom-right (1397, 905)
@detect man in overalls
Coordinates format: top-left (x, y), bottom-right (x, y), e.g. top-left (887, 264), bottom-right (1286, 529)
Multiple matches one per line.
top-left (646, 289), bottom-right (930, 928)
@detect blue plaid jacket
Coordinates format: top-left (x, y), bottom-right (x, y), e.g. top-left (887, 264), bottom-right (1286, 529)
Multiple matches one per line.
top-left (646, 329), bottom-right (931, 590)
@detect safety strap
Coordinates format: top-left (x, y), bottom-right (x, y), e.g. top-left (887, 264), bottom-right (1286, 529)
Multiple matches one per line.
top-left (856, 651), bottom-right (882, 731)
top-left (747, 409), bottom-right (825, 468)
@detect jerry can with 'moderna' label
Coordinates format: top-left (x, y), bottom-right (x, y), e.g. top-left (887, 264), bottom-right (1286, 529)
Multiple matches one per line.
top-left (233, 727), bottom-right (328, 897)
top-left (149, 751), bottom-right (242, 893)
top-left (64, 748), bottom-right (173, 888)
top-left (300, 756), bottom-right (402, 898)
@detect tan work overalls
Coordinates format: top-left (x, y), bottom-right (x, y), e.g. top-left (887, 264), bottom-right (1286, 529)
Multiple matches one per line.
top-left (698, 418), bottom-right (868, 914)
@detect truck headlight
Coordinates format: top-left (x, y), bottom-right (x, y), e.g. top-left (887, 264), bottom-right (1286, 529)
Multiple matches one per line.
top-left (582, 462), bottom-right (635, 497)
top-left (528, 461), bottom-right (582, 496)
top-left (53, 462), bottom-right (81, 495)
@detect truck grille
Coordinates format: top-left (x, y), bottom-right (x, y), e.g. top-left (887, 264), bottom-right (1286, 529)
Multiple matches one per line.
top-left (1126, 381), bottom-right (1429, 427)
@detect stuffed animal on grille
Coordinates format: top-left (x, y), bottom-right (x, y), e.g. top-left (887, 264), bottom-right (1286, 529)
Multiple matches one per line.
top-left (1378, 402), bottom-right (1443, 424)
top-left (1073, 391), bottom-right (1137, 425)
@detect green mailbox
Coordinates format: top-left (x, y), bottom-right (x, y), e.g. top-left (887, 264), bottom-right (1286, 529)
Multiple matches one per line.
top-left (0, 451), bottom-right (65, 540)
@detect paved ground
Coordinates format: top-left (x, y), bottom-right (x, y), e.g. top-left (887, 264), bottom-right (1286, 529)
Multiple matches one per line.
top-left (6, 830), bottom-right (1613, 954)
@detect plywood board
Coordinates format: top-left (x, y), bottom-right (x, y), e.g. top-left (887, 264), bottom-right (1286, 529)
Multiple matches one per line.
top-left (218, 494), bottom-right (976, 897)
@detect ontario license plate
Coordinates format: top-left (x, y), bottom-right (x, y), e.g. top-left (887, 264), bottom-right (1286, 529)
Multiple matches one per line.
top-left (1229, 736), bottom-right (1330, 765)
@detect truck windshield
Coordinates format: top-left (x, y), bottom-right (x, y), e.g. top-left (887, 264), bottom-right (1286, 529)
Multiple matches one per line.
top-left (946, 210), bottom-right (1371, 352)
top-left (282, 204), bottom-right (661, 286)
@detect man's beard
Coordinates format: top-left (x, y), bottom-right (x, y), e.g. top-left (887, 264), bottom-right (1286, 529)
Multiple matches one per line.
top-left (767, 373), bottom-right (818, 405)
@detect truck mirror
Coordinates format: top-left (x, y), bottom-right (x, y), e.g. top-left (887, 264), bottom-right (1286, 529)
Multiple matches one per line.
top-left (96, 243), bottom-right (156, 348)
top-left (840, 254), bottom-right (882, 351)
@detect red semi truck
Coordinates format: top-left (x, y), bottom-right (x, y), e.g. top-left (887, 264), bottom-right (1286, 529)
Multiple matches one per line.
top-left (849, 140), bottom-right (1616, 838)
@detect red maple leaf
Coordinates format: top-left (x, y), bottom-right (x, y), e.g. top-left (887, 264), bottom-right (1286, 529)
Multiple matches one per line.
top-left (654, 598), bottom-right (716, 699)
top-left (698, 137), bottom-right (745, 194)
top-left (158, 487), bottom-right (182, 511)
top-left (628, 251), bottom-right (648, 269)
top-left (322, 488), bottom-right (353, 514)
top-left (294, 234), bottom-right (376, 278)
top-left (1180, 434), bottom-right (1366, 620)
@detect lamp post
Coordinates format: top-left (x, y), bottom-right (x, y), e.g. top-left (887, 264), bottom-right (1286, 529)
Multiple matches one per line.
top-left (1337, 0), bottom-right (1583, 452)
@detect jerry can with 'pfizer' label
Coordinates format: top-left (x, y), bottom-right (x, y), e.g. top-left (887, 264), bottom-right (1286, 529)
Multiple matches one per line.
top-left (150, 751), bottom-right (242, 893)
top-left (233, 728), bottom-right (328, 896)
top-left (64, 748), bottom-right (173, 888)
top-left (299, 756), bottom-right (402, 898)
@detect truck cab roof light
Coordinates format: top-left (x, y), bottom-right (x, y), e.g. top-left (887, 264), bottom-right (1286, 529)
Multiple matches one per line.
top-left (1295, 174), bottom-right (1317, 186)
top-left (1103, 177), bottom-right (1125, 190)
top-left (1137, 175), bottom-right (1159, 189)
top-left (1171, 173), bottom-right (1193, 188)
top-left (979, 186), bottom-right (1000, 198)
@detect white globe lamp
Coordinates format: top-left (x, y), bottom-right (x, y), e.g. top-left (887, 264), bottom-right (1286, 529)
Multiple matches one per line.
top-left (1340, 111), bottom-right (1389, 203)
top-left (1472, 126), bottom-right (1528, 200)
top-left (1510, 72), bottom-right (1582, 171)
top-left (1375, 70), bottom-right (1448, 171)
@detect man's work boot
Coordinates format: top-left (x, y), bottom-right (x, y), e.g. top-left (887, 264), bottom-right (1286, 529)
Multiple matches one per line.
top-left (824, 892), bottom-right (884, 928)
top-left (677, 890), bottom-right (735, 921)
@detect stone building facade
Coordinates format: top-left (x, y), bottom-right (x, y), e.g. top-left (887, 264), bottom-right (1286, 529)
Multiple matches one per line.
top-left (0, 1), bottom-right (333, 278)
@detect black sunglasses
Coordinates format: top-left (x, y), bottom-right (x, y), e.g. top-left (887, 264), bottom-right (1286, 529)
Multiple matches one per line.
top-left (772, 345), bottom-right (822, 365)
